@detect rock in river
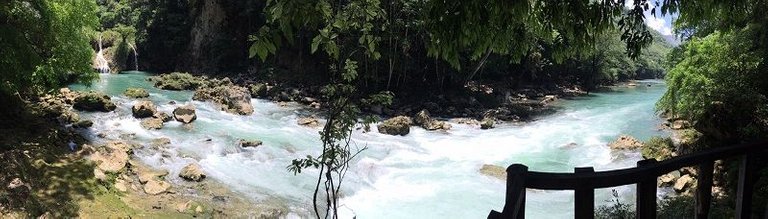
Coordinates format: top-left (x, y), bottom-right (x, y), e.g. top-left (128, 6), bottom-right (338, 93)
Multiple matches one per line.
top-left (378, 116), bottom-right (412, 136)
top-left (608, 135), bottom-right (644, 150)
top-left (73, 91), bottom-right (116, 112)
top-left (173, 104), bottom-right (197, 124)
top-left (193, 84), bottom-right (254, 115)
top-left (132, 101), bottom-right (157, 118)
top-left (140, 118), bottom-right (164, 130)
top-left (414, 109), bottom-right (450, 131)
top-left (479, 164), bottom-right (506, 180)
top-left (124, 87), bottom-right (149, 98)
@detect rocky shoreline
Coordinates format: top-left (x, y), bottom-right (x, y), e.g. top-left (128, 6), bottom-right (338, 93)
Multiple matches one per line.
top-left (146, 72), bottom-right (591, 136)
top-left (0, 86), bottom-right (287, 218)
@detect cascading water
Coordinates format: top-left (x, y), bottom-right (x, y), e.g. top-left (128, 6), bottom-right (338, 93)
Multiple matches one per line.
top-left (94, 33), bottom-right (111, 73)
top-left (69, 72), bottom-right (671, 218)
top-left (128, 43), bottom-right (138, 71)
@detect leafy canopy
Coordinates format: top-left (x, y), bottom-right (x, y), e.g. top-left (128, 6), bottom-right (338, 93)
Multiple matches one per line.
top-left (0, 0), bottom-right (99, 95)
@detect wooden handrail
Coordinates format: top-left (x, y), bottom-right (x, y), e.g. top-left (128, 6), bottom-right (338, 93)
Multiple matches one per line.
top-left (489, 140), bottom-right (768, 219)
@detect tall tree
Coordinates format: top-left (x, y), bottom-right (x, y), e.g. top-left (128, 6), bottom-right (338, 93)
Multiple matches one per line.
top-left (0, 0), bottom-right (99, 96)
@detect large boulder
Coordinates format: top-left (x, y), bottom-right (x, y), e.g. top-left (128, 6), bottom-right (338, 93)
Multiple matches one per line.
top-left (131, 161), bottom-right (170, 184)
top-left (124, 88), bottom-right (149, 98)
top-left (143, 179), bottom-right (171, 195)
top-left (193, 85), bottom-right (254, 115)
top-left (150, 72), bottom-right (206, 91)
top-left (608, 135), bottom-right (644, 150)
top-left (673, 174), bottom-right (695, 192)
top-left (658, 170), bottom-right (681, 187)
top-left (414, 110), bottom-right (451, 131)
top-left (479, 164), bottom-right (506, 180)
top-left (90, 141), bottom-right (132, 173)
top-left (173, 104), bottom-right (197, 124)
top-left (377, 116), bottom-right (413, 136)
top-left (132, 101), bottom-right (157, 118)
top-left (179, 163), bottom-right (206, 182)
top-left (73, 91), bottom-right (116, 112)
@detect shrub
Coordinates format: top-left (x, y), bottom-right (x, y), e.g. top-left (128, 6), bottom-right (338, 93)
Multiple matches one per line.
top-left (641, 137), bottom-right (675, 160)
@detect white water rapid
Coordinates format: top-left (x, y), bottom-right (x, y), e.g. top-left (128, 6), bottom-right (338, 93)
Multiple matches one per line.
top-left (70, 72), bottom-right (670, 218)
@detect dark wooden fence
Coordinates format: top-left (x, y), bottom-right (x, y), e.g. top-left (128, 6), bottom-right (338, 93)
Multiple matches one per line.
top-left (488, 141), bottom-right (768, 219)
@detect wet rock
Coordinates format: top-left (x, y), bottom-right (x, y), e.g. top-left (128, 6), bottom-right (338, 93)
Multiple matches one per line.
top-left (608, 135), bottom-right (644, 150)
top-left (239, 139), bottom-right (263, 148)
top-left (132, 101), bottom-right (157, 118)
top-left (150, 72), bottom-right (205, 91)
top-left (153, 111), bottom-right (172, 122)
top-left (179, 163), bottom-right (206, 182)
top-left (143, 179), bottom-right (171, 195)
top-left (480, 118), bottom-right (495, 129)
top-left (72, 120), bottom-right (93, 128)
top-left (249, 83), bottom-right (268, 97)
top-left (173, 104), bottom-right (197, 124)
top-left (414, 110), bottom-right (450, 131)
top-left (377, 116), bottom-right (412, 136)
top-left (297, 117), bottom-right (320, 127)
top-left (540, 95), bottom-right (557, 105)
top-left (673, 174), bottom-right (694, 192)
top-left (140, 118), bottom-right (164, 130)
top-left (479, 164), bottom-right (506, 180)
top-left (73, 91), bottom-right (116, 112)
top-left (193, 85), bottom-right (254, 115)
top-left (124, 88), bottom-right (149, 98)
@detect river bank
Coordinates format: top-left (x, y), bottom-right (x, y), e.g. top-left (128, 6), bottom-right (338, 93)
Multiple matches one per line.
top-left (2, 71), bottom-right (670, 218)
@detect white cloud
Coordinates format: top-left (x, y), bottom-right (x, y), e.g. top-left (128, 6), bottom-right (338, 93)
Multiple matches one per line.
top-left (624, 0), bottom-right (675, 36)
top-left (645, 15), bottom-right (673, 35)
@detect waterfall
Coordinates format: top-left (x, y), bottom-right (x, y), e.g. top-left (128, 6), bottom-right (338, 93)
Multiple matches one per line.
top-left (94, 33), bottom-right (111, 73)
top-left (128, 43), bottom-right (138, 70)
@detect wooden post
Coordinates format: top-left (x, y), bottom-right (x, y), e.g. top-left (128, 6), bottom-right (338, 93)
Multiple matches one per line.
top-left (695, 160), bottom-right (714, 219)
top-left (636, 159), bottom-right (658, 219)
top-left (498, 164), bottom-right (528, 219)
top-left (574, 167), bottom-right (595, 219)
top-left (736, 155), bottom-right (755, 219)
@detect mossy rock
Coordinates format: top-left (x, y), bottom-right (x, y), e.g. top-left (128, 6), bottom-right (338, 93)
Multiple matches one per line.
top-left (249, 83), bottom-right (268, 97)
top-left (641, 136), bottom-right (675, 160)
top-left (124, 88), bottom-right (149, 98)
top-left (377, 116), bottom-right (412, 136)
top-left (150, 72), bottom-right (206, 91)
top-left (73, 92), bottom-right (116, 112)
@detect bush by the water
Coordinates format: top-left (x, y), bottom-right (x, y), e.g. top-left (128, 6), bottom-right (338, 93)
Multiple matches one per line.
top-left (595, 192), bottom-right (734, 219)
top-left (641, 137), bottom-right (675, 160)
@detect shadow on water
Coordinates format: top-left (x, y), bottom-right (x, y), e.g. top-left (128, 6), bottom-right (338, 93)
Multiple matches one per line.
top-left (0, 94), bottom-right (97, 218)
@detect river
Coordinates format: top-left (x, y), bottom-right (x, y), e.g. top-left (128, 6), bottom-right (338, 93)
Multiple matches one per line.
top-left (70, 71), bottom-right (669, 218)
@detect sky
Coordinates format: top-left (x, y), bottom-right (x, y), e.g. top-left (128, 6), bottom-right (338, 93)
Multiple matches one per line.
top-left (625, 0), bottom-right (677, 36)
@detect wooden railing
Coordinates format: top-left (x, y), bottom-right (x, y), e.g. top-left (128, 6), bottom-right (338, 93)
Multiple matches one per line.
top-left (488, 141), bottom-right (768, 219)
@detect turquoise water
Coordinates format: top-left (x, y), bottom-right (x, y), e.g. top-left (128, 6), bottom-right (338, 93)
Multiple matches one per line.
top-left (71, 72), bottom-right (669, 218)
